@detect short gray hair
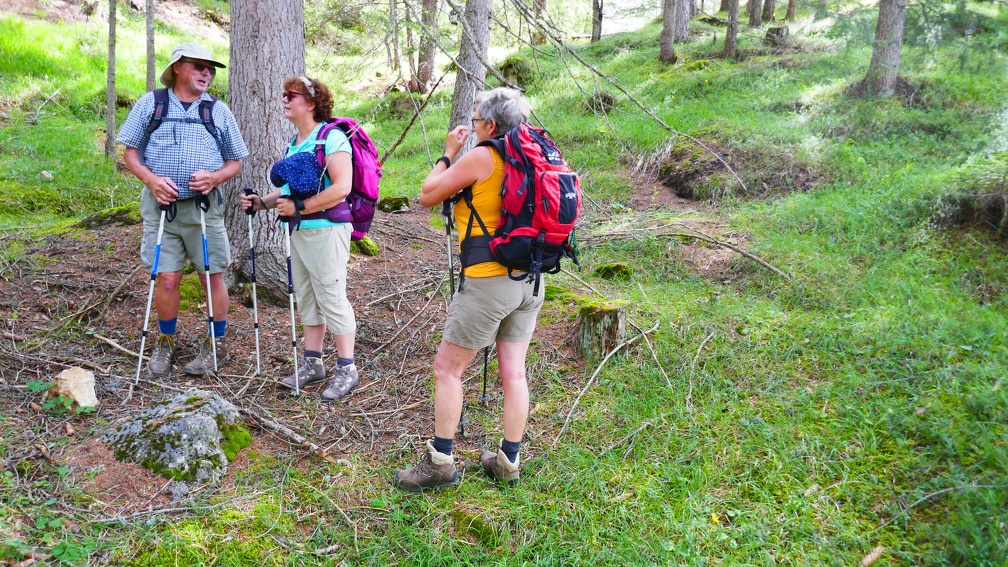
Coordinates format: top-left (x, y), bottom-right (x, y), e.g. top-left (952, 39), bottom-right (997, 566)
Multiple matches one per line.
top-left (475, 88), bottom-right (530, 134)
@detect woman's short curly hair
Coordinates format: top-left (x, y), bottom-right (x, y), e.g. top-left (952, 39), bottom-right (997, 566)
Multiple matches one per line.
top-left (475, 88), bottom-right (530, 134)
top-left (283, 76), bottom-right (333, 123)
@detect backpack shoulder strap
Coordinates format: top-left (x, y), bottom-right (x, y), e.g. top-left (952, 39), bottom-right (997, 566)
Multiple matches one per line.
top-left (197, 95), bottom-right (227, 159)
top-left (313, 120), bottom-right (341, 170)
top-left (475, 136), bottom-right (506, 159)
top-left (138, 88), bottom-right (170, 162)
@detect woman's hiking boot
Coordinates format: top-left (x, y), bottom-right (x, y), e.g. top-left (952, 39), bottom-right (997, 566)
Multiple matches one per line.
top-left (322, 364), bottom-right (359, 401)
top-left (393, 440), bottom-right (459, 492)
top-left (480, 443), bottom-right (520, 486)
top-left (280, 357), bottom-right (326, 390)
top-left (182, 336), bottom-right (229, 375)
top-left (147, 334), bottom-right (175, 377)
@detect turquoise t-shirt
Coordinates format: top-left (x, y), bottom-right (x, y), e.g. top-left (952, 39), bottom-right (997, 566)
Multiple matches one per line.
top-left (281, 123), bottom-right (353, 230)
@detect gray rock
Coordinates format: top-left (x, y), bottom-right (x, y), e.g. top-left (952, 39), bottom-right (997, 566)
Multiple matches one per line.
top-left (104, 389), bottom-right (252, 484)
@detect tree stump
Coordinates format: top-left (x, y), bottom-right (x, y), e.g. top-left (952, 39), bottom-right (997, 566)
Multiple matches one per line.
top-left (764, 26), bottom-right (789, 47)
top-left (577, 303), bottom-right (627, 361)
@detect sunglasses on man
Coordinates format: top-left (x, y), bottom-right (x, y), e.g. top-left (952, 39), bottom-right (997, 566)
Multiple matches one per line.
top-left (182, 59), bottom-right (217, 76)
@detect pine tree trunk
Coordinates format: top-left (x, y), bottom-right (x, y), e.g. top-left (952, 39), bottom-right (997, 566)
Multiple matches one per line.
top-left (674, 0), bottom-right (690, 41)
top-left (449, 0), bottom-right (490, 142)
top-left (104, 0), bottom-right (116, 157)
top-left (591, 0), bottom-right (603, 42)
top-left (724, 0), bottom-right (739, 58)
top-left (785, 0), bottom-right (796, 21)
top-left (415, 0), bottom-right (439, 88)
top-left (389, 0), bottom-right (400, 70)
top-left (761, 0), bottom-right (775, 22)
top-left (719, 0), bottom-right (731, 13)
top-left (659, 0), bottom-right (676, 62)
top-left (531, 0), bottom-right (547, 44)
top-left (225, 0), bottom-right (305, 294)
top-left (864, 0), bottom-right (907, 96)
top-left (748, 0), bottom-right (762, 26)
top-left (146, 0), bottom-right (155, 91)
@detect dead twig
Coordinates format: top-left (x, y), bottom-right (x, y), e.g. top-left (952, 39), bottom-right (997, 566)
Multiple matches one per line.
top-left (673, 222), bottom-right (789, 280)
top-left (555, 320), bottom-right (659, 446)
top-left (239, 407), bottom-right (340, 465)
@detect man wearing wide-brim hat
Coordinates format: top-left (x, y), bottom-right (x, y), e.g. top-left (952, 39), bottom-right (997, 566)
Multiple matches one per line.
top-left (116, 42), bottom-right (249, 378)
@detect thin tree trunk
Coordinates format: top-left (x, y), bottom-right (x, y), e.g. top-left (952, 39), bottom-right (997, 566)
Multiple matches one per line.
top-left (226, 0), bottom-right (306, 293)
top-left (863, 0), bottom-right (907, 96)
top-left (724, 0), bottom-right (739, 58)
top-left (591, 0), bottom-right (603, 42)
top-left (449, 0), bottom-right (490, 151)
top-left (761, 0), bottom-right (775, 23)
top-left (674, 0), bottom-right (690, 41)
top-left (532, 0), bottom-right (547, 45)
top-left (748, 0), bottom-right (762, 26)
top-left (659, 0), bottom-right (676, 62)
top-left (146, 0), bottom-right (155, 91)
top-left (104, 0), bottom-right (116, 157)
top-left (719, 0), bottom-right (731, 13)
top-left (415, 0), bottom-right (439, 88)
top-left (389, 0), bottom-right (400, 70)
top-left (785, 0), bottom-right (796, 21)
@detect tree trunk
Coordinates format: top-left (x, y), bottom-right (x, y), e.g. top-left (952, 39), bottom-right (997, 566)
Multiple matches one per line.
top-left (674, 0), bottom-right (690, 41)
top-left (659, 0), bottom-right (676, 63)
top-left (104, 0), bottom-right (116, 157)
top-left (226, 0), bottom-right (305, 294)
top-left (719, 0), bottom-right (731, 13)
top-left (785, 0), bottom-right (796, 21)
top-left (146, 0), bottom-right (155, 91)
top-left (531, 0), bottom-right (547, 45)
top-left (724, 0), bottom-right (739, 58)
top-left (591, 0), bottom-right (602, 42)
top-left (761, 0), bottom-right (775, 22)
top-left (577, 304), bottom-right (626, 361)
top-left (863, 0), bottom-right (907, 96)
top-left (448, 0), bottom-right (490, 142)
top-left (415, 0), bottom-right (439, 88)
top-left (389, 0), bottom-right (400, 70)
top-left (748, 0), bottom-right (762, 26)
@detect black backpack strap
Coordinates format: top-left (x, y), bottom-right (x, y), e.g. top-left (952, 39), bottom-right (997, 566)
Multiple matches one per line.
top-left (198, 95), bottom-right (227, 160)
top-left (138, 88), bottom-right (170, 165)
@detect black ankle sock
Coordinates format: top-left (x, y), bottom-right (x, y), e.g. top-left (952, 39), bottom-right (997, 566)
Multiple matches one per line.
top-left (501, 438), bottom-right (521, 463)
top-left (304, 350), bottom-right (322, 360)
top-left (337, 357), bottom-right (353, 367)
top-left (432, 436), bottom-right (453, 456)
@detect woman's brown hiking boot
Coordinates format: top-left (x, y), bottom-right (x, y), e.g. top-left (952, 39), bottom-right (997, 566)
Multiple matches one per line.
top-left (480, 443), bottom-right (520, 486)
top-left (393, 440), bottom-right (459, 492)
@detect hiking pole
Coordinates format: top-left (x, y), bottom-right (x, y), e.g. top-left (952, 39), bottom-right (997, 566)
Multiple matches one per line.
top-left (479, 346), bottom-right (491, 407)
top-left (243, 187), bottom-right (262, 376)
top-left (197, 194), bottom-right (218, 374)
top-left (135, 203), bottom-right (172, 385)
top-left (280, 196), bottom-right (300, 397)
top-left (441, 199), bottom-right (456, 295)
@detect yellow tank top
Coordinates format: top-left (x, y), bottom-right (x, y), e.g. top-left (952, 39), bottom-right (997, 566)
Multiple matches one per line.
top-left (455, 149), bottom-right (509, 278)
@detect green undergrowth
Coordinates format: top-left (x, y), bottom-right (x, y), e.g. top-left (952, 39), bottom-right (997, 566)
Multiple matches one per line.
top-left (3, 0), bottom-right (1008, 564)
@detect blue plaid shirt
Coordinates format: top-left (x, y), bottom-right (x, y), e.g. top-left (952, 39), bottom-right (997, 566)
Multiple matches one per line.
top-left (117, 89), bottom-right (249, 200)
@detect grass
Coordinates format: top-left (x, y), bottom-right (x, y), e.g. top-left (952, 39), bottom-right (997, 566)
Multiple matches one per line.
top-left (2, 0), bottom-right (1008, 564)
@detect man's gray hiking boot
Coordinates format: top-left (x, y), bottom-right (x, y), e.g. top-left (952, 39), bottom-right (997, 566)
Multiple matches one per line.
top-left (182, 336), bottom-right (229, 375)
top-left (147, 334), bottom-right (175, 378)
top-left (480, 441), bottom-right (520, 487)
top-left (321, 363), bottom-right (358, 401)
top-left (280, 356), bottom-right (326, 390)
top-left (393, 440), bottom-right (459, 492)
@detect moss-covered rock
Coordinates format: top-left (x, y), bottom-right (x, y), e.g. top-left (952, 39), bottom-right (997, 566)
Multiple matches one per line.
top-left (377, 196), bottom-right (410, 213)
top-left (103, 389), bottom-right (251, 484)
top-left (593, 262), bottom-right (633, 280)
top-left (350, 236), bottom-right (380, 256)
top-left (74, 202), bottom-right (142, 229)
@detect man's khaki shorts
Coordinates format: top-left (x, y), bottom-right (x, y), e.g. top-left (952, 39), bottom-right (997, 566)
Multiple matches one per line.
top-left (443, 274), bottom-right (544, 349)
top-left (291, 224), bottom-right (356, 335)
top-left (140, 189), bottom-right (231, 274)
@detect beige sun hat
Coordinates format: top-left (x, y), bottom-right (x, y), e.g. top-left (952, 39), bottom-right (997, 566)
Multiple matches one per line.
top-left (159, 42), bottom-right (226, 87)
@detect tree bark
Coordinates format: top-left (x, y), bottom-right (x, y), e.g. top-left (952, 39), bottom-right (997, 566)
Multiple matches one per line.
top-left (146, 0), bottom-right (155, 91)
top-left (863, 0), bottom-right (907, 96)
top-left (104, 0), bottom-right (116, 157)
top-left (448, 0), bottom-right (489, 141)
top-left (674, 0), bottom-right (690, 42)
top-left (531, 0), bottom-right (547, 45)
top-left (761, 0), bottom-right (775, 22)
top-left (748, 0), bottom-right (762, 27)
top-left (389, 0), bottom-right (401, 70)
top-left (785, 0), bottom-right (796, 21)
top-left (415, 0), bottom-right (439, 89)
top-left (591, 0), bottom-right (603, 42)
top-left (724, 0), bottom-right (739, 58)
top-left (226, 0), bottom-right (305, 294)
top-left (719, 0), bottom-right (731, 13)
top-left (659, 0), bottom-right (676, 63)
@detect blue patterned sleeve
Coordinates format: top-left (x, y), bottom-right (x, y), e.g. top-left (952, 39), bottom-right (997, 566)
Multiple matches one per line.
top-left (115, 93), bottom-right (155, 149)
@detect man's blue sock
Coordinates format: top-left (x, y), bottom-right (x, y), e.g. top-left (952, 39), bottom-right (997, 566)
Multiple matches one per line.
top-left (158, 318), bottom-right (177, 336)
top-left (304, 350), bottom-right (322, 360)
top-left (212, 320), bottom-right (227, 338)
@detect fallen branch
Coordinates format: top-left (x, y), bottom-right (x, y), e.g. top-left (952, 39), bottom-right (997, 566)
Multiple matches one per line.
top-left (874, 482), bottom-right (1001, 531)
top-left (554, 320), bottom-right (659, 446)
top-left (239, 407), bottom-right (340, 465)
top-left (600, 415), bottom-right (662, 455)
top-left (673, 222), bottom-right (790, 280)
top-left (94, 333), bottom-right (142, 360)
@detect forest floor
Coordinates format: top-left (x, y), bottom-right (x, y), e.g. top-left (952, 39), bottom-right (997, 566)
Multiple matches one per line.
top-left (2, 168), bottom-right (738, 515)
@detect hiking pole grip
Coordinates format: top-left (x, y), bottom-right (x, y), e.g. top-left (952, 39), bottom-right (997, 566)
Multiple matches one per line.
top-left (243, 187), bottom-right (257, 217)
